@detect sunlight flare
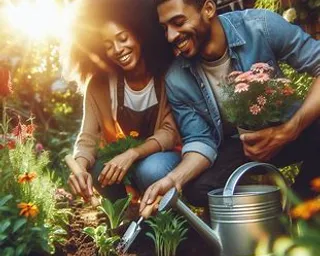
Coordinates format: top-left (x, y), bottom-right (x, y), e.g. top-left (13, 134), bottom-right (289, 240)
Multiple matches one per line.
top-left (4, 0), bottom-right (71, 41)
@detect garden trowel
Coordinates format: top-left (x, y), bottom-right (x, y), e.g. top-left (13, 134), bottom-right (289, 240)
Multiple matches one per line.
top-left (117, 196), bottom-right (162, 254)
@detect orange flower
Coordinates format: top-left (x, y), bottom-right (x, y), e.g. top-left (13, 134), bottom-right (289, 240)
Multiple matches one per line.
top-left (116, 133), bottom-right (126, 139)
top-left (291, 198), bottom-right (320, 220)
top-left (18, 172), bottom-right (37, 183)
top-left (17, 202), bottom-right (39, 218)
top-left (311, 177), bottom-right (320, 192)
top-left (129, 131), bottom-right (139, 138)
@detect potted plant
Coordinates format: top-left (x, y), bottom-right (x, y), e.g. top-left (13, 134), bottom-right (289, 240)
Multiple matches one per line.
top-left (221, 63), bottom-right (298, 133)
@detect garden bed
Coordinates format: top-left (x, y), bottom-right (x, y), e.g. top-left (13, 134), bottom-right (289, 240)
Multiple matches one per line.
top-left (55, 200), bottom-right (215, 256)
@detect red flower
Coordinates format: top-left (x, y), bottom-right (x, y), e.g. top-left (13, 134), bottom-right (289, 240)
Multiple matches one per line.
top-left (6, 139), bottom-right (16, 149)
top-left (0, 67), bottom-right (13, 97)
top-left (265, 87), bottom-right (276, 95)
top-left (11, 119), bottom-right (35, 143)
top-left (282, 85), bottom-right (295, 96)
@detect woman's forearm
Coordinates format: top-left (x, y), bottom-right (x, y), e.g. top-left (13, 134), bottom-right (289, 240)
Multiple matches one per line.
top-left (129, 139), bottom-right (162, 161)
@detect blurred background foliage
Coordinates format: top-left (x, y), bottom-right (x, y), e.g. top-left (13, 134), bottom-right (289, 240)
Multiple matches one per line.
top-left (0, 0), bottom-right (80, 185)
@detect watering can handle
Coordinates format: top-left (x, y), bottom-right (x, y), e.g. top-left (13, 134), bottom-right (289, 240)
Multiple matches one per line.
top-left (222, 162), bottom-right (289, 209)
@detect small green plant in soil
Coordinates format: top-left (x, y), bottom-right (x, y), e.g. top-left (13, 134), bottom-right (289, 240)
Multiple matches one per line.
top-left (83, 225), bottom-right (119, 256)
top-left (146, 210), bottom-right (188, 256)
top-left (98, 194), bottom-right (132, 230)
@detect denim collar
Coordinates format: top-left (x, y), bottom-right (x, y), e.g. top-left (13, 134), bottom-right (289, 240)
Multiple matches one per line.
top-left (180, 14), bottom-right (246, 69)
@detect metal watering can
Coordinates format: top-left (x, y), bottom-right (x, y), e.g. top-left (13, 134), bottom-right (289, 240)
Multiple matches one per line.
top-left (158, 162), bottom-right (290, 256)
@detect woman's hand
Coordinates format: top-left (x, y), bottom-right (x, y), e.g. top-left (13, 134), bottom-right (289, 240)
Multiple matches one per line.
top-left (68, 170), bottom-right (93, 202)
top-left (98, 149), bottom-right (140, 187)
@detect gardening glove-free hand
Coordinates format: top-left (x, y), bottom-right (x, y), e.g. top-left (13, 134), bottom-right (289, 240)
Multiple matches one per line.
top-left (98, 149), bottom-right (139, 187)
top-left (68, 170), bottom-right (93, 201)
top-left (139, 175), bottom-right (176, 214)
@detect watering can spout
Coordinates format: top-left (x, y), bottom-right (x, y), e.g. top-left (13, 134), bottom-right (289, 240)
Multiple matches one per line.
top-left (158, 188), bottom-right (222, 253)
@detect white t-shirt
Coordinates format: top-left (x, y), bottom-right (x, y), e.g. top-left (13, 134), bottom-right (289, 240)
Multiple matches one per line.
top-left (109, 77), bottom-right (158, 120)
top-left (200, 50), bottom-right (235, 135)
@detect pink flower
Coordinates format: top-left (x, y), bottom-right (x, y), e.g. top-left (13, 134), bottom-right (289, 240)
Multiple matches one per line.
top-left (234, 83), bottom-right (250, 93)
top-left (249, 104), bottom-right (262, 115)
top-left (228, 71), bottom-right (243, 81)
top-left (249, 73), bottom-right (270, 83)
top-left (250, 63), bottom-right (274, 74)
top-left (0, 67), bottom-right (13, 97)
top-left (235, 71), bottom-right (254, 83)
top-left (35, 143), bottom-right (44, 153)
top-left (257, 95), bottom-right (267, 106)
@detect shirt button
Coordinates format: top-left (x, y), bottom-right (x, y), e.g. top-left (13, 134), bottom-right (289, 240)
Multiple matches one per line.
top-left (200, 82), bottom-right (204, 88)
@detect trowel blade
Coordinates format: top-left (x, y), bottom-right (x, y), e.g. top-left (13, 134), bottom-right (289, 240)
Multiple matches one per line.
top-left (117, 219), bottom-right (142, 254)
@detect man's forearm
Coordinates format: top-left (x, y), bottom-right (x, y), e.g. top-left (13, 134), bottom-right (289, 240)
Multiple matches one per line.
top-left (286, 77), bottom-right (320, 139)
top-left (167, 152), bottom-right (211, 190)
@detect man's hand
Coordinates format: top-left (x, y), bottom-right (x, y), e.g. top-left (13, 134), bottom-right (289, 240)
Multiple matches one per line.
top-left (240, 123), bottom-right (296, 161)
top-left (98, 149), bottom-right (139, 187)
top-left (139, 175), bottom-right (178, 213)
top-left (68, 170), bottom-right (93, 201)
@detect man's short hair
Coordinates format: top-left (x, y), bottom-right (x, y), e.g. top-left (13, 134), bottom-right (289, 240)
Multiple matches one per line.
top-left (155, 0), bottom-right (214, 10)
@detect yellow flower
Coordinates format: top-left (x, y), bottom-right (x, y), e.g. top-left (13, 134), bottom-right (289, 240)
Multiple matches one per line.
top-left (311, 177), bottom-right (320, 192)
top-left (17, 202), bottom-right (39, 218)
top-left (291, 198), bottom-right (320, 220)
top-left (18, 172), bottom-right (37, 183)
top-left (116, 133), bottom-right (126, 139)
top-left (129, 131), bottom-right (139, 138)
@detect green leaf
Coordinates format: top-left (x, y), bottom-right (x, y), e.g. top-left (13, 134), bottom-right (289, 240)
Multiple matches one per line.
top-left (83, 227), bottom-right (95, 238)
top-left (99, 198), bottom-right (115, 226)
top-left (13, 218), bottom-right (27, 233)
top-left (0, 219), bottom-right (11, 233)
top-left (0, 195), bottom-right (13, 207)
top-left (0, 206), bottom-right (14, 213)
top-left (15, 243), bottom-right (27, 256)
top-left (113, 194), bottom-right (132, 227)
top-left (0, 234), bottom-right (8, 242)
top-left (52, 228), bottom-right (67, 235)
top-left (3, 247), bottom-right (15, 256)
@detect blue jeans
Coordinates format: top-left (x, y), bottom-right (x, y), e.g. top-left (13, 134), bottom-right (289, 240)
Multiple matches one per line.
top-left (91, 151), bottom-right (181, 202)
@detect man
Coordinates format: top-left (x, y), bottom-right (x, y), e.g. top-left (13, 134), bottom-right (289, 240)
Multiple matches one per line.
top-left (140, 0), bottom-right (320, 211)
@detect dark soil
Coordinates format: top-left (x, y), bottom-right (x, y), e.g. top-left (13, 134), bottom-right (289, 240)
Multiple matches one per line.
top-left (54, 200), bottom-right (217, 256)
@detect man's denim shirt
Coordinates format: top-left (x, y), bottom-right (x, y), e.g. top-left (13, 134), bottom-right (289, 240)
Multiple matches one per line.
top-left (164, 9), bottom-right (320, 165)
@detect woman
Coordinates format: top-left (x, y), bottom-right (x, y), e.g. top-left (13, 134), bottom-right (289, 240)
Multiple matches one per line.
top-left (62, 0), bottom-right (180, 201)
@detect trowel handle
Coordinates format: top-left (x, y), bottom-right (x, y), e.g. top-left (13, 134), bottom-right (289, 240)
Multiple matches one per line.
top-left (65, 154), bottom-right (100, 207)
top-left (140, 196), bottom-right (162, 219)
